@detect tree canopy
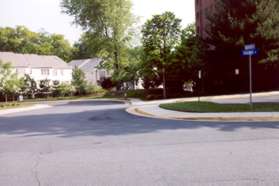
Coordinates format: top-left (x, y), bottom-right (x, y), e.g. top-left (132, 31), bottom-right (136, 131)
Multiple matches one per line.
top-left (204, 0), bottom-right (279, 93)
top-left (0, 26), bottom-right (73, 61)
top-left (141, 11), bottom-right (181, 97)
top-left (62, 0), bottom-right (134, 84)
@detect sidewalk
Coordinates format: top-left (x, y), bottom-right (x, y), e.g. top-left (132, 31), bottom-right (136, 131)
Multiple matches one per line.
top-left (127, 91), bottom-right (279, 121)
top-left (0, 104), bottom-right (51, 116)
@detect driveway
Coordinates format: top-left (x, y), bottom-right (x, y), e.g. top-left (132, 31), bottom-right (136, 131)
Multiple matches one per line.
top-left (0, 100), bottom-right (279, 185)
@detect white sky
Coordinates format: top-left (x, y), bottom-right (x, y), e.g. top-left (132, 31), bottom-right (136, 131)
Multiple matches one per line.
top-left (0, 0), bottom-right (195, 44)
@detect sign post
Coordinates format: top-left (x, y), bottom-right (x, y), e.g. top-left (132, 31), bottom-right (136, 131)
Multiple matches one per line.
top-left (198, 70), bottom-right (202, 102)
top-left (242, 44), bottom-right (258, 110)
top-left (249, 54), bottom-right (253, 108)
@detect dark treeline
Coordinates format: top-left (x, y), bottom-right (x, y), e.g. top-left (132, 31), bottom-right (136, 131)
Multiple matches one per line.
top-left (203, 0), bottom-right (279, 95)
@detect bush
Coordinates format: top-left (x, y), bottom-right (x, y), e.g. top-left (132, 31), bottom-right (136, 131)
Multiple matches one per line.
top-left (55, 83), bottom-right (75, 97)
top-left (85, 84), bottom-right (105, 95)
top-left (100, 78), bottom-right (116, 90)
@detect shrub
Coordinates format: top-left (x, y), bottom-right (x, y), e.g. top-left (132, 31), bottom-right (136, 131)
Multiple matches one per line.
top-left (85, 84), bottom-right (105, 95)
top-left (100, 78), bottom-right (116, 90)
top-left (55, 83), bottom-right (75, 97)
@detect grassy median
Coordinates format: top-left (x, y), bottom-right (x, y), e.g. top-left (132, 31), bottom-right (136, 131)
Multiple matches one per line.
top-left (160, 101), bottom-right (279, 113)
top-left (0, 102), bottom-right (34, 110)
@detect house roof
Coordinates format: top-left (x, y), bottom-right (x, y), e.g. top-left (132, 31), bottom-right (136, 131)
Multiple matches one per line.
top-left (69, 58), bottom-right (103, 72)
top-left (0, 52), bottom-right (72, 69)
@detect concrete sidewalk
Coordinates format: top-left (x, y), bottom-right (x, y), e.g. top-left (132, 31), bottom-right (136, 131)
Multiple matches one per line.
top-left (127, 91), bottom-right (279, 121)
top-left (0, 104), bottom-right (51, 116)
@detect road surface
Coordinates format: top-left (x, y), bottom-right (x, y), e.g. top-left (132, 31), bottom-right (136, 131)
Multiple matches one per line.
top-left (0, 100), bottom-right (279, 186)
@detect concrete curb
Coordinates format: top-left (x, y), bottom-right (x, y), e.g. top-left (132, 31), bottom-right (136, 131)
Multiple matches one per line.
top-left (126, 105), bottom-right (279, 122)
top-left (0, 104), bottom-right (52, 116)
top-left (33, 98), bottom-right (130, 106)
top-left (128, 91), bottom-right (279, 106)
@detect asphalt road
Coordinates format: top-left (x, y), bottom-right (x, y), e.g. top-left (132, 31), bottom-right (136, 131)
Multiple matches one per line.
top-left (1, 100), bottom-right (279, 186)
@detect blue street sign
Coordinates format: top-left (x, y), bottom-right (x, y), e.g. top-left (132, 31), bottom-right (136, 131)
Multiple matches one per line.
top-left (242, 49), bottom-right (258, 56)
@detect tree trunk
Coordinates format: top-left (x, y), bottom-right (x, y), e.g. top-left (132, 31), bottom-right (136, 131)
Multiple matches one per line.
top-left (5, 94), bottom-right (8, 103)
top-left (114, 50), bottom-right (121, 91)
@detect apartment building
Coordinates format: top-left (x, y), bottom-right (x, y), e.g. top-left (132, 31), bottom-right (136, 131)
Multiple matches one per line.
top-left (0, 52), bottom-right (72, 85)
top-left (195, 0), bottom-right (215, 39)
top-left (69, 58), bottom-right (111, 85)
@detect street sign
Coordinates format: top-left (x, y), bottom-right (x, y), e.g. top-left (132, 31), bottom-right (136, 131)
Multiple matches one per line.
top-left (245, 44), bottom-right (255, 50)
top-left (241, 44), bottom-right (259, 109)
top-left (242, 49), bottom-right (258, 56)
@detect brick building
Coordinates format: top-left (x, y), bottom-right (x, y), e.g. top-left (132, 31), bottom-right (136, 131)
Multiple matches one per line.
top-left (195, 0), bottom-right (216, 39)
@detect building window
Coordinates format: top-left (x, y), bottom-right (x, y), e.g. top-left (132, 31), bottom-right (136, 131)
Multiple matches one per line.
top-left (53, 69), bottom-right (58, 76)
top-left (41, 68), bottom-right (50, 75)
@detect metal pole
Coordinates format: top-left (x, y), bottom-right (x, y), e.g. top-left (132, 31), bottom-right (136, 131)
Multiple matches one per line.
top-left (249, 55), bottom-right (253, 109)
top-left (162, 66), bottom-right (167, 99)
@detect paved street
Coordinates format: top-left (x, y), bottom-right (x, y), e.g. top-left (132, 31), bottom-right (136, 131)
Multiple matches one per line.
top-left (1, 100), bottom-right (279, 186)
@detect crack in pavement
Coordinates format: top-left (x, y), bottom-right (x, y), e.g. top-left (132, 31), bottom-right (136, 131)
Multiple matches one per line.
top-left (32, 152), bottom-right (42, 186)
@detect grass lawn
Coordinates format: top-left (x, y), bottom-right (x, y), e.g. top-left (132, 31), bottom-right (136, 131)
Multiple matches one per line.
top-left (0, 102), bottom-right (34, 110)
top-left (160, 101), bottom-right (279, 113)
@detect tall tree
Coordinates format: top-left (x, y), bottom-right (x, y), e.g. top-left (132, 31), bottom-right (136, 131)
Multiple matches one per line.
top-left (0, 61), bottom-right (23, 102)
top-left (205, 0), bottom-right (279, 93)
top-left (141, 12), bottom-right (181, 98)
top-left (0, 26), bottom-right (73, 61)
top-left (61, 0), bottom-right (134, 86)
top-left (72, 67), bottom-right (87, 95)
top-left (172, 24), bottom-right (205, 94)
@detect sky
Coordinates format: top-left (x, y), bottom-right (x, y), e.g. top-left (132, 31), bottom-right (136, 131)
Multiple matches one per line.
top-left (0, 0), bottom-right (195, 44)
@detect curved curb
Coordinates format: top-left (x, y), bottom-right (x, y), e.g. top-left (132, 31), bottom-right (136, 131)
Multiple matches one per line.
top-left (42, 98), bottom-right (130, 105)
top-left (126, 106), bottom-right (279, 122)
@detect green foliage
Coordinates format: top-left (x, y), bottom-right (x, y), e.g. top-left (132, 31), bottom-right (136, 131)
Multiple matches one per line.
top-left (203, 0), bottom-right (279, 94)
top-left (171, 24), bottom-right (205, 87)
top-left (22, 74), bottom-right (37, 98)
top-left (141, 12), bottom-right (181, 92)
top-left (0, 61), bottom-right (24, 102)
top-left (39, 79), bottom-right (52, 96)
top-left (207, 0), bottom-right (279, 63)
top-left (112, 47), bottom-right (142, 84)
top-left (71, 67), bottom-right (87, 95)
top-left (0, 26), bottom-right (73, 61)
top-left (84, 84), bottom-right (105, 95)
top-left (55, 83), bottom-right (75, 97)
top-left (62, 0), bottom-right (134, 82)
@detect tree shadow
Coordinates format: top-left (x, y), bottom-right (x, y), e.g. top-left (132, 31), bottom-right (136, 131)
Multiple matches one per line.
top-left (0, 100), bottom-right (279, 138)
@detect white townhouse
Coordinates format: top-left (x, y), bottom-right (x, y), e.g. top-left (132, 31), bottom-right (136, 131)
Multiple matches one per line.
top-left (0, 52), bottom-right (72, 85)
top-left (69, 58), bottom-right (111, 85)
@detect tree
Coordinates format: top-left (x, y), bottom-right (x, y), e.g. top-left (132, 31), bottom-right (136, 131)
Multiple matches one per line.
top-left (141, 12), bottom-right (181, 98)
top-left (72, 67), bottom-right (87, 95)
top-left (171, 24), bottom-right (205, 94)
top-left (22, 74), bottom-right (37, 98)
top-left (56, 83), bottom-right (75, 97)
top-left (0, 26), bottom-right (73, 61)
top-left (62, 0), bottom-right (134, 86)
top-left (205, 0), bottom-right (279, 93)
top-left (0, 61), bottom-right (23, 102)
top-left (39, 79), bottom-right (52, 97)
top-left (111, 47), bottom-right (143, 89)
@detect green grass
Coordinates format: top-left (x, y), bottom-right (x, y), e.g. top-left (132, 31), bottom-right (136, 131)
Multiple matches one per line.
top-left (160, 101), bottom-right (279, 113)
top-left (0, 102), bottom-right (34, 110)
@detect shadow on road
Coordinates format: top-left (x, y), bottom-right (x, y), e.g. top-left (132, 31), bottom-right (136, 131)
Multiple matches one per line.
top-left (0, 100), bottom-right (279, 138)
